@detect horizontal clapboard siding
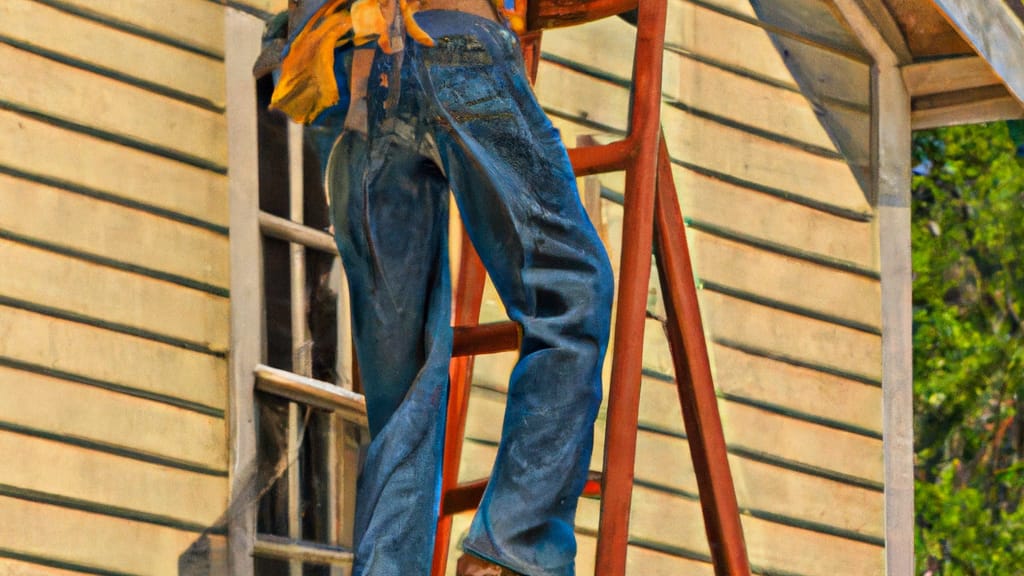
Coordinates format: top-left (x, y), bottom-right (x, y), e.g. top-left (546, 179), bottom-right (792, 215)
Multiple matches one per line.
top-left (32, 0), bottom-right (226, 58)
top-left (0, 557), bottom-right (88, 576)
top-left (536, 64), bottom-right (872, 217)
top-left (0, 110), bottom-right (228, 231)
top-left (0, 365), bottom-right (227, 472)
top-left (0, 431), bottom-right (227, 529)
top-left (1, 0), bottom-right (224, 110)
top-left (0, 2), bottom-right (229, 573)
top-left (0, 496), bottom-right (210, 576)
top-left (0, 173), bottom-right (229, 292)
top-left (227, 0), bottom-right (288, 18)
top-left (0, 239), bottom-right (228, 352)
top-left (0, 44), bottom-right (226, 171)
top-left (458, 0), bottom-right (883, 573)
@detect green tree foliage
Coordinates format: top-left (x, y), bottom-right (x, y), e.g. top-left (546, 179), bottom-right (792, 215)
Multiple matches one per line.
top-left (913, 122), bottom-right (1024, 574)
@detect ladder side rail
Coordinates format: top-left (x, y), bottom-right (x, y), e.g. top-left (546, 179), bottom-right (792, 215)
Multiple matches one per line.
top-left (594, 0), bottom-right (668, 573)
top-left (433, 231), bottom-right (489, 576)
top-left (653, 136), bottom-right (751, 576)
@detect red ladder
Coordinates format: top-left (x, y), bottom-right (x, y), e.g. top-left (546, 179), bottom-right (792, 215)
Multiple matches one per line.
top-left (432, 1), bottom-right (753, 574)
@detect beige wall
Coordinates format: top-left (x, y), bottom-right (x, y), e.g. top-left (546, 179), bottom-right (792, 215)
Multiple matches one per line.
top-left (0, 0), bottom-right (231, 572)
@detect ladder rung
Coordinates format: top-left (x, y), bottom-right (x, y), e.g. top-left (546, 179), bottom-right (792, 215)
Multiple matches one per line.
top-left (452, 322), bottom-right (519, 357)
top-left (441, 479), bottom-right (488, 516)
top-left (440, 472), bottom-right (603, 516)
top-left (568, 139), bottom-right (633, 177)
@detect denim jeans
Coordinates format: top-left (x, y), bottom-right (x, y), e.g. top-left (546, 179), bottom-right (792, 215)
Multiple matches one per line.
top-left (322, 12), bottom-right (613, 575)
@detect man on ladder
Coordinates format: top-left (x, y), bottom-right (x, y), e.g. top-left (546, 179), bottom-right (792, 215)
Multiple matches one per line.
top-left (267, 0), bottom-right (614, 573)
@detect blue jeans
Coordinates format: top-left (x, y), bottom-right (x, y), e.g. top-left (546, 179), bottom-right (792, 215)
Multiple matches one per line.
top-left (323, 12), bottom-right (613, 575)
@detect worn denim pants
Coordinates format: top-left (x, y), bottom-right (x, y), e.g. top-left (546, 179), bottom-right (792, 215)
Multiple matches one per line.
top-left (323, 11), bottom-right (613, 575)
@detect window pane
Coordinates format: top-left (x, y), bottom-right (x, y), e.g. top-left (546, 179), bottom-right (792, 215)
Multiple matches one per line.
top-left (257, 74), bottom-right (291, 220)
top-left (300, 410), bottom-right (332, 543)
top-left (307, 248), bottom-right (341, 385)
top-left (302, 563), bottom-right (333, 576)
top-left (256, 392), bottom-right (291, 537)
top-left (254, 556), bottom-right (291, 576)
top-left (263, 236), bottom-right (293, 372)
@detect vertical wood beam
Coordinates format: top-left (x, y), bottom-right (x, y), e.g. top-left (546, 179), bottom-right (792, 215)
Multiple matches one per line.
top-left (828, 2), bottom-right (914, 574)
top-left (875, 58), bottom-right (915, 576)
top-left (226, 8), bottom-right (266, 575)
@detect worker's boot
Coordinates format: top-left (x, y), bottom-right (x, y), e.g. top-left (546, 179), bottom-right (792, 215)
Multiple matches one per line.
top-left (455, 553), bottom-right (523, 576)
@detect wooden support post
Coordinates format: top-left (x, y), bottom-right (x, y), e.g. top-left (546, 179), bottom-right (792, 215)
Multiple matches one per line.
top-left (225, 8), bottom-right (265, 574)
top-left (831, 1), bottom-right (914, 573)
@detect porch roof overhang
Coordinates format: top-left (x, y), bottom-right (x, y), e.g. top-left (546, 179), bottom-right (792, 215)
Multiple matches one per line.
top-left (865, 0), bottom-right (1024, 128)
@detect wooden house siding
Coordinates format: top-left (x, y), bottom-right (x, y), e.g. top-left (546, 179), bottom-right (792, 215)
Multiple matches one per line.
top-left (457, 0), bottom-right (884, 574)
top-left (0, 1), bottom-right (230, 573)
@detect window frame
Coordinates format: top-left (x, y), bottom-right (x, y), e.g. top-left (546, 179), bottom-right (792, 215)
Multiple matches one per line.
top-left (226, 8), bottom-right (366, 574)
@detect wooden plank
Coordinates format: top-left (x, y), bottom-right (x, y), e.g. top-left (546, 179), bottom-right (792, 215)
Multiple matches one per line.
top-left (0, 239), bottom-right (229, 352)
top-left (931, 0), bottom-right (1024, 105)
top-left (537, 67), bottom-right (873, 215)
top-left (625, 543), bottom-right (715, 576)
top-left (877, 61), bottom-right (916, 576)
top-left (542, 20), bottom-right (841, 152)
top-left (0, 495), bottom-right (210, 576)
top-left (709, 344), bottom-right (882, 434)
top-left (0, 110), bottom-right (228, 228)
top-left (598, 166), bottom-right (879, 271)
top-left (0, 557), bottom-right (85, 575)
top-left (41, 0), bottom-right (225, 58)
top-left (0, 431), bottom-right (227, 527)
top-left (799, 0), bottom-right (918, 567)
top-left (0, 173), bottom-right (229, 290)
top-left (686, 229), bottom-right (881, 330)
top-left (763, 35), bottom-right (872, 111)
top-left (579, 486), bottom-right (885, 576)
top-left (741, 0), bottom-right (870, 58)
top-left (698, 291), bottom-right (882, 382)
top-left (551, 1), bottom-right (864, 107)
top-left (224, 9), bottom-right (267, 574)
top-left (881, 0), bottom-right (972, 57)
top-left (468, 382), bottom-right (882, 485)
top-left (0, 365), bottom-right (227, 471)
top-left (0, 0), bottom-right (225, 108)
top-left (230, 0), bottom-right (289, 16)
top-left (670, 54), bottom-right (839, 152)
top-left (911, 93), bottom-right (1024, 130)
top-left (627, 384), bottom-right (882, 486)
top-left (0, 305), bottom-right (227, 410)
top-left (577, 532), bottom-right (717, 576)
top-left (843, 0), bottom-right (913, 63)
top-left (628, 428), bottom-right (884, 538)
top-left (541, 18), bottom-right (644, 83)
top-left (665, 0), bottom-right (871, 108)
top-left (458, 438), bottom-right (498, 483)
top-left (464, 419), bottom-right (883, 544)
top-left (674, 164), bottom-right (876, 267)
top-left (902, 56), bottom-right (1002, 97)
top-left (0, 43), bottom-right (227, 169)
top-left (661, 99), bottom-right (872, 215)
top-left (667, 1), bottom-right (801, 89)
